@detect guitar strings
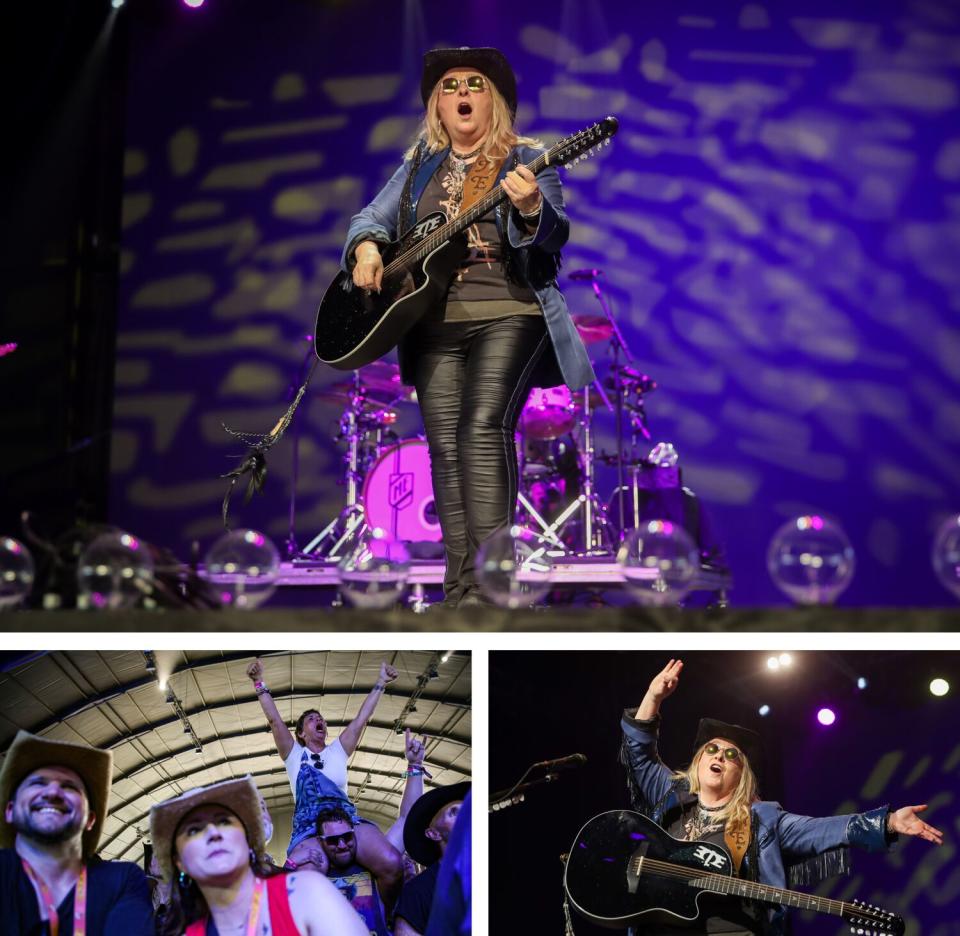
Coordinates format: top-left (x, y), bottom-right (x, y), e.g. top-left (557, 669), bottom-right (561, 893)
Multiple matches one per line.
top-left (632, 856), bottom-right (890, 923)
top-left (382, 126), bottom-right (600, 278)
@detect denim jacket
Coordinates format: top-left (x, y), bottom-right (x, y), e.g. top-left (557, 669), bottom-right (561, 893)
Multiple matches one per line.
top-left (340, 144), bottom-right (595, 390)
top-left (620, 711), bottom-right (893, 935)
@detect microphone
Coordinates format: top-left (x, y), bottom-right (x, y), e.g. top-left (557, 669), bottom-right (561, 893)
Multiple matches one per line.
top-left (568, 268), bottom-right (602, 281)
top-left (534, 753), bottom-right (587, 771)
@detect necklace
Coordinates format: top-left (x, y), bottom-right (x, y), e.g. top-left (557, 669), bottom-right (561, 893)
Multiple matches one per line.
top-left (450, 145), bottom-right (483, 171)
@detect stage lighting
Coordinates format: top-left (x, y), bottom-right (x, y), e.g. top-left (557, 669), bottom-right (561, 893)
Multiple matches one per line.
top-left (111, 0), bottom-right (126, 7)
top-left (758, 704), bottom-right (771, 717)
top-left (766, 656), bottom-right (780, 671)
top-left (441, 651), bottom-right (452, 663)
top-left (183, 0), bottom-right (205, 7)
top-left (930, 678), bottom-right (950, 697)
top-left (857, 677), bottom-right (868, 690)
top-left (816, 707), bottom-right (836, 726)
top-left (778, 653), bottom-right (793, 667)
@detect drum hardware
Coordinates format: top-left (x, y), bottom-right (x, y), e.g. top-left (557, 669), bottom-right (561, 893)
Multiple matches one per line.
top-left (301, 363), bottom-right (412, 560)
top-left (570, 267), bottom-right (640, 544)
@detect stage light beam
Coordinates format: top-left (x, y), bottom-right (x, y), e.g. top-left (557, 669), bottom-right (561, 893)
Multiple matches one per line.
top-left (930, 678), bottom-right (950, 697)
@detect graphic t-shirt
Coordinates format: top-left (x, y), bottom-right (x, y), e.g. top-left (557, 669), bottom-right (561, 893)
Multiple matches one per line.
top-left (283, 737), bottom-right (349, 797)
top-left (416, 153), bottom-right (540, 322)
top-left (328, 862), bottom-right (390, 936)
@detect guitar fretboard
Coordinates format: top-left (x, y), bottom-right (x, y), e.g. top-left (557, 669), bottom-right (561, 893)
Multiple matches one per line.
top-left (382, 121), bottom-right (613, 278)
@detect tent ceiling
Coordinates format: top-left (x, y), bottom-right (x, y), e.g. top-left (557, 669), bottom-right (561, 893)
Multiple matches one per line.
top-left (0, 650), bottom-right (471, 862)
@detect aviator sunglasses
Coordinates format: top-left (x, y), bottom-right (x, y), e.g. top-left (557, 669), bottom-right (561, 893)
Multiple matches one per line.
top-left (704, 742), bottom-right (742, 762)
top-left (320, 831), bottom-right (356, 846)
top-left (440, 75), bottom-right (488, 94)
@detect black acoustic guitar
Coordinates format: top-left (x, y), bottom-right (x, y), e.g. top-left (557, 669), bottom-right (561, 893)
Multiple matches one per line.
top-left (314, 116), bottom-right (620, 370)
top-left (564, 810), bottom-right (904, 935)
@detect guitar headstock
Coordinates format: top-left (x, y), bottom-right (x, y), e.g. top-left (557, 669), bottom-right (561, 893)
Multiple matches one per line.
top-left (549, 116), bottom-right (620, 169)
top-left (845, 899), bottom-right (905, 936)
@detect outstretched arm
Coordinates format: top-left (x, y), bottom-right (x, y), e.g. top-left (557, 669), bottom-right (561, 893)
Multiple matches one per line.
top-left (635, 658), bottom-right (683, 721)
top-left (246, 658), bottom-right (295, 760)
top-left (887, 805), bottom-right (943, 845)
top-left (385, 728), bottom-right (427, 851)
top-left (339, 661), bottom-right (399, 756)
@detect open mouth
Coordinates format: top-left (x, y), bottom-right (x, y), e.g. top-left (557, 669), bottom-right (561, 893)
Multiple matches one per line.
top-left (457, 102), bottom-right (472, 117)
top-left (709, 764), bottom-right (723, 775)
top-left (33, 804), bottom-right (67, 815)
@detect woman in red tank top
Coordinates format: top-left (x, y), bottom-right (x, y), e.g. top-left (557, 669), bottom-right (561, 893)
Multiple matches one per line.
top-left (149, 776), bottom-right (367, 936)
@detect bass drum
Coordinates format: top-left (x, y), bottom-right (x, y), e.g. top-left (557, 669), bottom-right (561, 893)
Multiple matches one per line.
top-left (361, 439), bottom-right (442, 542)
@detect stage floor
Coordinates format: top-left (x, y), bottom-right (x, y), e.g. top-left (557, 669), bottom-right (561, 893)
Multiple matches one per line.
top-left (3, 607), bottom-right (957, 632)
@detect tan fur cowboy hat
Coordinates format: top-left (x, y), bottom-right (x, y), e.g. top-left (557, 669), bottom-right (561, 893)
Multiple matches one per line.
top-left (149, 776), bottom-right (266, 882)
top-left (0, 730), bottom-right (113, 858)
top-left (421, 47), bottom-right (518, 116)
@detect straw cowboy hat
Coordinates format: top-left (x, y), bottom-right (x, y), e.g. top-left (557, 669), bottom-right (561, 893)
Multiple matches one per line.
top-left (149, 776), bottom-right (266, 882)
top-left (0, 730), bottom-right (113, 858)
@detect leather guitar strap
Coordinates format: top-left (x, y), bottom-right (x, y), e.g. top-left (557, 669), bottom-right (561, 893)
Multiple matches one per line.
top-left (725, 812), bottom-right (750, 874)
top-left (459, 154), bottom-right (506, 214)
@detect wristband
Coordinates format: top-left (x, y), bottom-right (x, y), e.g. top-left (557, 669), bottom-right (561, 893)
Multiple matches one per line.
top-left (405, 767), bottom-right (424, 777)
top-left (254, 681), bottom-right (269, 695)
top-left (374, 681), bottom-right (386, 691)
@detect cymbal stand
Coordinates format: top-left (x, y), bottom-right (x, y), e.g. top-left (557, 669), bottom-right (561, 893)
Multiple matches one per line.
top-left (301, 372), bottom-right (369, 560)
top-left (584, 271), bottom-right (637, 542)
top-left (285, 336), bottom-right (319, 558)
top-left (577, 384), bottom-right (613, 554)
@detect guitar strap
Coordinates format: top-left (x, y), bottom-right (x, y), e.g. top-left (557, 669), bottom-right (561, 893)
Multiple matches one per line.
top-left (459, 154), bottom-right (506, 214)
top-left (724, 813), bottom-right (750, 875)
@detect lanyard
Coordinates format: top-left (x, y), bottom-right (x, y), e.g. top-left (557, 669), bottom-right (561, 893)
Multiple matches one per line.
top-left (21, 860), bottom-right (88, 936)
top-left (244, 876), bottom-right (266, 936)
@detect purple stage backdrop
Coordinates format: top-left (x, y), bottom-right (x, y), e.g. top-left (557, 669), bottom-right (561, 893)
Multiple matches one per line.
top-left (113, 0), bottom-right (960, 605)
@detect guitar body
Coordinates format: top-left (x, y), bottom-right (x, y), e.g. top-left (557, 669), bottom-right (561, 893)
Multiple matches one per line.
top-left (565, 810), bottom-right (905, 936)
top-left (315, 212), bottom-right (467, 370)
top-left (565, 810), bottom-right (735, 929)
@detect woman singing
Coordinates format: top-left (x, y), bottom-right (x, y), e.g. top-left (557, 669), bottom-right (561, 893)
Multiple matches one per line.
top-left (343, 46), bottom-right (594, 607)
top-left (150, 776), bottom-right (367, 936)
top-left (246, 658), bottom-right (404, 908)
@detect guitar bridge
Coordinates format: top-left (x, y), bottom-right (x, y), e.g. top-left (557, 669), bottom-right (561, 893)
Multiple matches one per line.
top-left (627, 852), bottom-right (643, 894)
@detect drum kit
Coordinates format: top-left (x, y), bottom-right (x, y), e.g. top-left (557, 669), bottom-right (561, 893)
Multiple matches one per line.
top-left (297, 270), bottom-right (680, 562)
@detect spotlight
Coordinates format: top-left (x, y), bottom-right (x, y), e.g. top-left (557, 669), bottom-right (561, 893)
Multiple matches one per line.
top-left (158, 679), bottom-right (166, 691)
top-left (930, 678), bottom-right (950, 698)
top-left (766, 657), bottom-right (780, 671)
top-left (111, 0), bottom-right (126, 8)
top-left (183, 0), bottom-right (205, 7)
top-left (857, 677), bottom-right (868, 690)
top-left (758, 704), bottom-right (771, 717)
top-left (816, 707), bottom-right (836, 727)
top-left (778, 653), bottom-right (793, 668)
top-left (441, 651), bottom-right (452, 663)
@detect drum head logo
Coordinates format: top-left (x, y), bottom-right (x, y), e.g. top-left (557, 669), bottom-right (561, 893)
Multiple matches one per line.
top-left (389, 472), bottom-right (414, 510)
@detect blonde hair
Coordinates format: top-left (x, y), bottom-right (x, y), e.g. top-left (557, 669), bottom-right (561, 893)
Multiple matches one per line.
top-left (405, 74), bottom-right (540, 161)
top-left (674, 743), bottom-right (760, 843)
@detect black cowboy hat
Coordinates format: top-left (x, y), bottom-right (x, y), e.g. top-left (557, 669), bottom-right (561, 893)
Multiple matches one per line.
top-left (420, 47), bottom-right (517, 116)
top-left (693, 718), bottom-right (763, 772)
top-left (403, 780), bottom-right (470, 867)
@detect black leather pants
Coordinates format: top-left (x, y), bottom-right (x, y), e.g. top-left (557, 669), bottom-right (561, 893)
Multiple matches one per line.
top-left (411, 315), bottom-right (549, 602)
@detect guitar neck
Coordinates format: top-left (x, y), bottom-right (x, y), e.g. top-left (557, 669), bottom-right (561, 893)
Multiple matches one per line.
top-left (386, 149), bottom-right (553, 276)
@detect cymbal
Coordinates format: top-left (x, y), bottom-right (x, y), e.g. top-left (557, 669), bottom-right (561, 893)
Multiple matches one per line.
top-left (357, 361), bottom-right (403, 394)
top-left (572, 314), bottom-right (614, 344)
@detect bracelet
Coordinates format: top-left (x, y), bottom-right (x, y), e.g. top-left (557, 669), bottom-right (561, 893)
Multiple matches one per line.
top-left (374, 681), bottom-right (386, 692)
top-left (254, 681), bottom-right (269, 695)
top-left (520, 198), bottom-right (542, 220)
top-left (405, 767), bottom-right (424, 777)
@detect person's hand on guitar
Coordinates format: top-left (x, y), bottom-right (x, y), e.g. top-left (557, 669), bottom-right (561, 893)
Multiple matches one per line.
top-left (353, 240), bottom-right (383, 294)
top-left (501, 165), bottom-right (542, 219)
top-left (636, 658), bottom-right (683, 720)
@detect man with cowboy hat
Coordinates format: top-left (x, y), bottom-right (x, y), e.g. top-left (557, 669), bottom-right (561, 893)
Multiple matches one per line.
top-left (393, 781), bottom-right (470, 936)
top-left (0, 729), bottom-right (154, 935)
